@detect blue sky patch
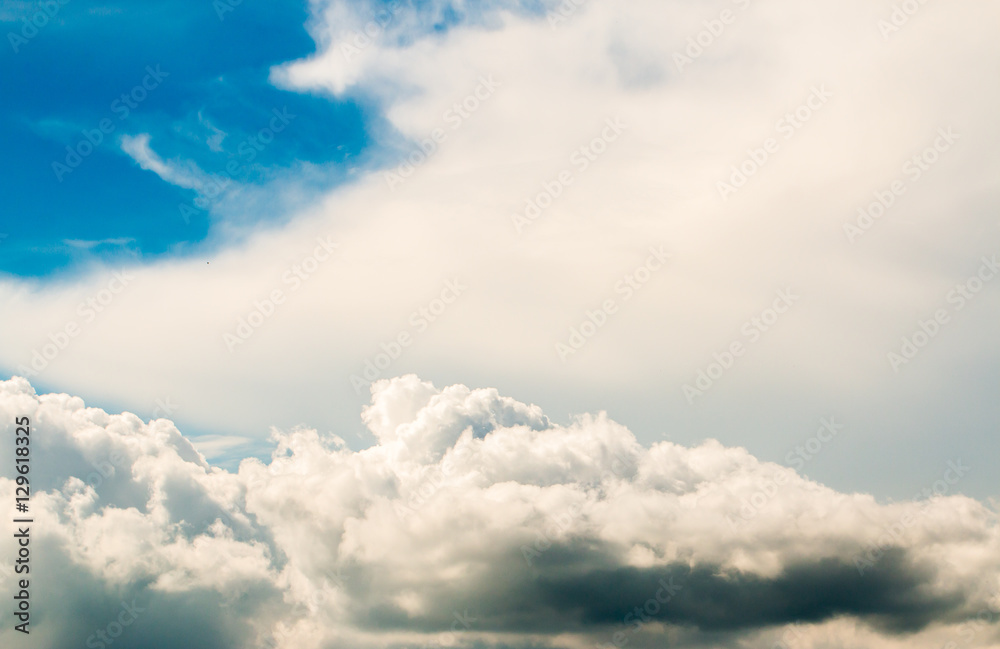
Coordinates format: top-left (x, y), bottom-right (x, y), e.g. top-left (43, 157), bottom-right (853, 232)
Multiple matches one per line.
top-left (0, 0), bottom-right (372, 277)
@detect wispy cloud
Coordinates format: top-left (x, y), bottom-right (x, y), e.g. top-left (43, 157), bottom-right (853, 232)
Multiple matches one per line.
top-left (188, 434), bottom-right (253, 460)
top-left (62, 237), bottom-right (136, 250)
top-left (120, 133), bottom-right (216, 193)
top-left (0, 1), bottom-right (33, 22)
top-left (197, 111), bottom-right (228, 153)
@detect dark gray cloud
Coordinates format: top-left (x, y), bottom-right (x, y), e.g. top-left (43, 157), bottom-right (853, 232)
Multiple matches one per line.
top-left (12, 537), bottom-right (281, 649)
top-left (531, 547), bottom-right (963, 633)
top-left (349, 543), bottom-right (965, 636)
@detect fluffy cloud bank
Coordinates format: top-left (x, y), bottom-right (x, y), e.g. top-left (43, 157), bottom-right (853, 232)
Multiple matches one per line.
top-left (1, 375), bottom-right (998, 648)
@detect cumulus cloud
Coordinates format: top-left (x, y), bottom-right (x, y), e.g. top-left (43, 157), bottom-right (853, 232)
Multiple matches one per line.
top-left (1, 375), bottom-right (997, 649)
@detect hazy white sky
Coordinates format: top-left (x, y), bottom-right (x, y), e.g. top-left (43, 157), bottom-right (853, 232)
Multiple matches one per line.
top-left (1, 0), bottom-right (998, 500)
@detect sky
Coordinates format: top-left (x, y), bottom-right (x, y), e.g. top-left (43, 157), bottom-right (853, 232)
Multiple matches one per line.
top-left (1, 1), bottom-right (999, 648)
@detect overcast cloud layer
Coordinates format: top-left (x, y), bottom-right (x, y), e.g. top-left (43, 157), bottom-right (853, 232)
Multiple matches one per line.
top-left (1, 375), bottom-right (998, 648)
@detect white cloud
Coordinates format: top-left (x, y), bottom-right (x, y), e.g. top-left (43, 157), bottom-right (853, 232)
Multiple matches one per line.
top-left (121, 133), bottom-right (214, 192)
top-left (62, 238), bottom-right (136, 250)
top-left (188, 434), bottom-right (255, 460)
top-left (1, 375), bottom-right (998, 648)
